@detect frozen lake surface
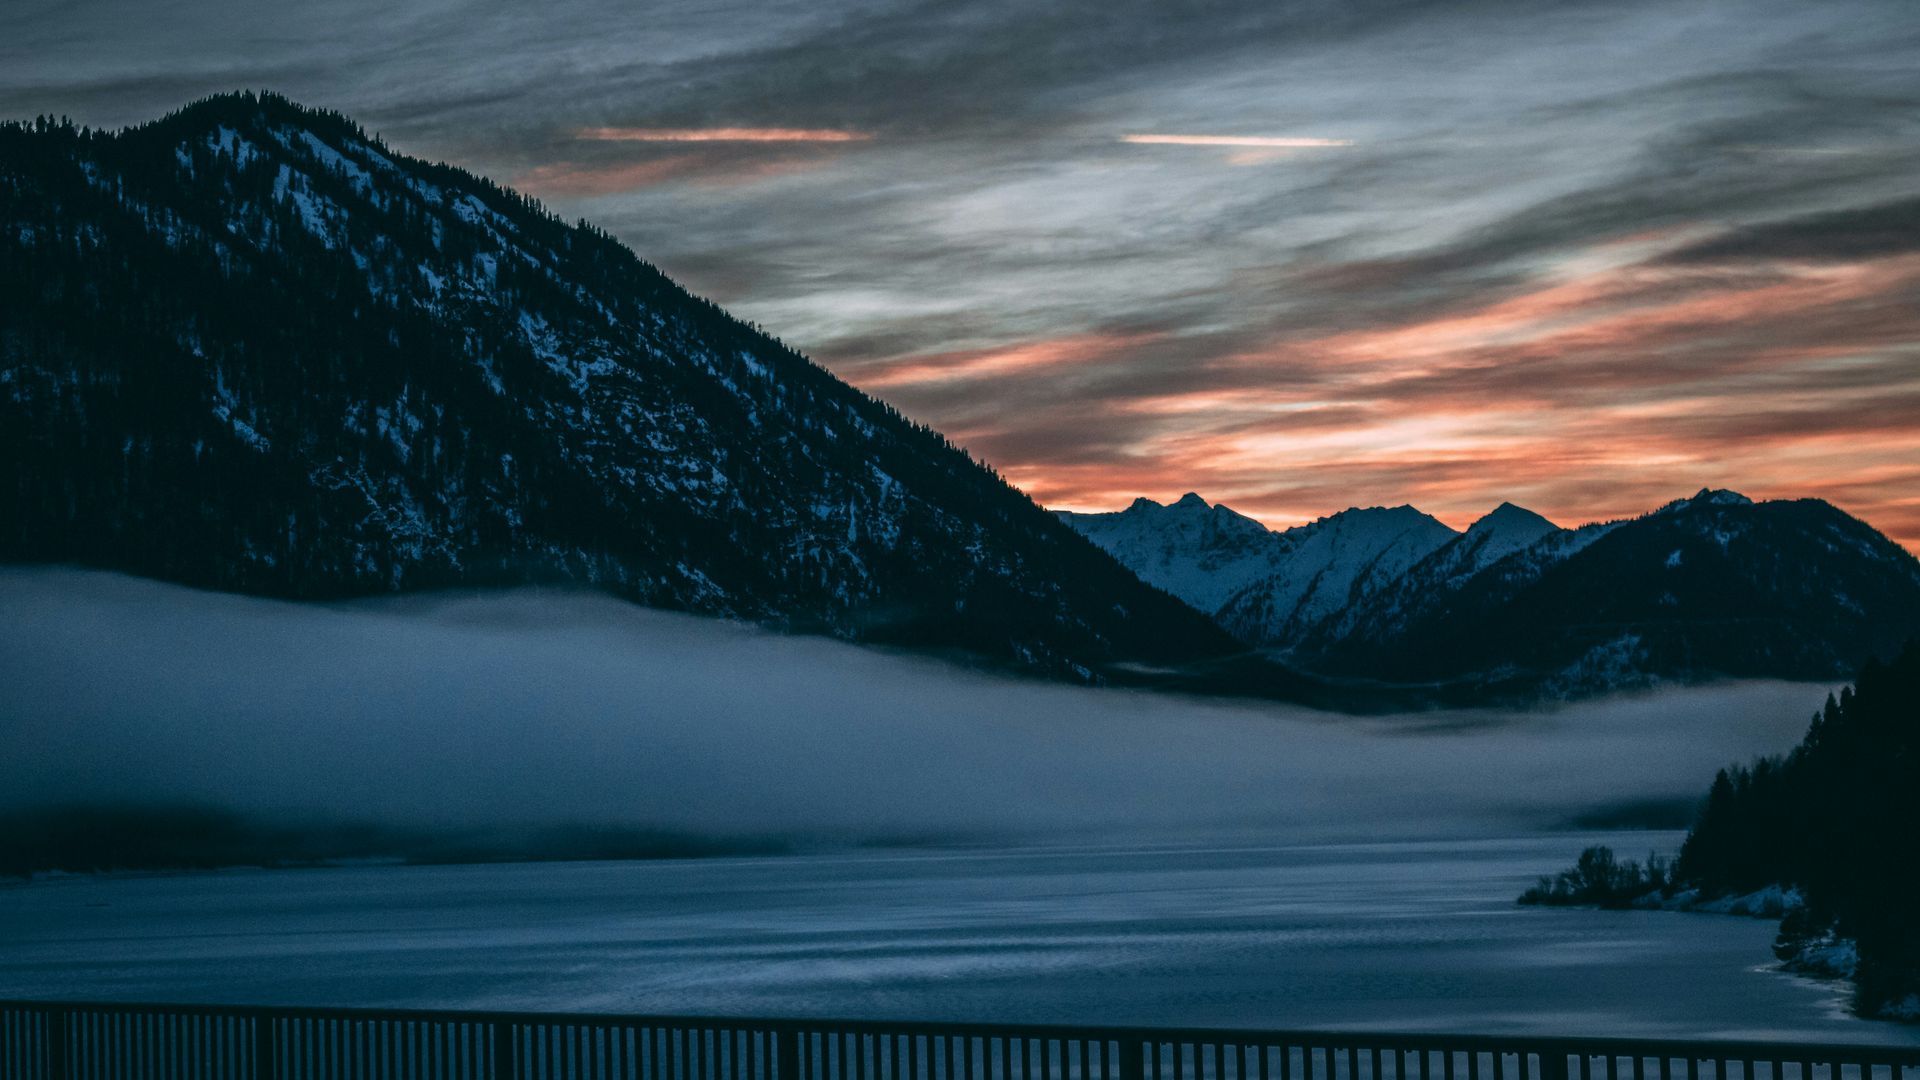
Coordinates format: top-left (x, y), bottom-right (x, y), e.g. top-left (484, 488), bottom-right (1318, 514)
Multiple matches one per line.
top-left (3, 835), bottom-right (1915, 1045)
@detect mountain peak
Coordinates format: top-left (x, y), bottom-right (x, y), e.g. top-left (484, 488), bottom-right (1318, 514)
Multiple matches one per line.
top-left (155, 90), bottom-right (366, 145)
top-left (1173, 492), bottom-right (1210, 510)
top-left (1318, 503), bottom-right (1455, 533)
top-left (1469, 501), bottom-right (1558, 535)
top-left (1657, 488), bottom-right (1755, 515)
top-left (1126, 496), bottom-right (1163, 513)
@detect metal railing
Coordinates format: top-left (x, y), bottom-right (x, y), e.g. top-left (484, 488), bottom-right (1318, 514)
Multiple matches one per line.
top-left (2, 1001), bottom-right (1915, 1080)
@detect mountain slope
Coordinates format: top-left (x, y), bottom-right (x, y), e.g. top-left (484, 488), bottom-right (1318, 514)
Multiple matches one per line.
top-left (1309, 501), bottom-right (1572, 645)
top-left (1213, 504), bottom-right (1457, 646)
top-left (0, 92), bottom-right (1235, 678)
top-left (1309, 490), bottom-right (1920, 693)
top-left (1061, 495), bottom-right (1458, 647)
top-left (1054, 493), bottom-right (1288, 615)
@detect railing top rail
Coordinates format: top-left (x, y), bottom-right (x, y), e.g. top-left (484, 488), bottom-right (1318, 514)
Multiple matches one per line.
top-left (1, 999), bottom-right (1916, 1064)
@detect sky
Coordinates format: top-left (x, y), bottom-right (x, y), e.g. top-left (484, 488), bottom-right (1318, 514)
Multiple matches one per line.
top-left (2, 0), bottom-right (1916, 545)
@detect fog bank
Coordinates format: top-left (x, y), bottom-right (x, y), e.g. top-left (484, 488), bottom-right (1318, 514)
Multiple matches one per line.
top-left (0, 568), bottom-right (1829, 847)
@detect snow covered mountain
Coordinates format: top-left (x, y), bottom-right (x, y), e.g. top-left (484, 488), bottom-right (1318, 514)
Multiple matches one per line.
top-left (1063, 489), bottom-right (1920, 697)
top-left (0, 93), bottom-right (1235, 679)
top-left (1053, 493), bottom-right (1289, 614)
top-left (1213, 504), bottom-right (1457, 646)
top-left (1311, 501), bottom-right (1572, 644)
top-left (1059, 495), bottom-right (1457, 647)
top-left (1311, 489), bottom-right (1920, 694)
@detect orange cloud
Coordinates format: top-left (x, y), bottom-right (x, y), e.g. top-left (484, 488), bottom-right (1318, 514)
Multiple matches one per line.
top-left (578, 127), bottom-right (871, 143)
top-left (853, 332), bottom-right (1164, 389)
top-left (841, 247), bottom-right (1920, 552)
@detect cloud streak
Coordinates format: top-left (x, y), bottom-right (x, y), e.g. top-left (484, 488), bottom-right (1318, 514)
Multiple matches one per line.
top-left (579, 127), bottom-right (871, 143)
top-left (1119, 134), bottom-right (1353, 147)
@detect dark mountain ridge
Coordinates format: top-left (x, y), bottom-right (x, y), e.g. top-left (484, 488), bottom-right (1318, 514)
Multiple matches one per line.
top-left (1313, 491), bottom-right (1920, 691)
top-left (1065, 487), bottom-right (1920, 698)
top-left (0, 92), bottom-right (1235, 679)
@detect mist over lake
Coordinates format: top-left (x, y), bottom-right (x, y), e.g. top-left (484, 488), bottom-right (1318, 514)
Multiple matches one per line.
top-left (1, 567), bottom-right (1827, 848)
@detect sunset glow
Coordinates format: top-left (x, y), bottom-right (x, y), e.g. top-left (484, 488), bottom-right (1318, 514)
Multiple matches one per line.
top-left (578, 126), bottom-right (871, 143)
top-left (859, 243), bottom-right (1920, 550)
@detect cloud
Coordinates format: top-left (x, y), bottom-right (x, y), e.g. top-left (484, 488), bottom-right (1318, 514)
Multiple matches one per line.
top-left (579, 127), bottom-right (871, 143)
top-left (0, 569), bottom-right (1833, 847)
top-left (1119, 135), bottom-right (1353, 147)
top-left (1659, 195), bottom-right (1920, 263)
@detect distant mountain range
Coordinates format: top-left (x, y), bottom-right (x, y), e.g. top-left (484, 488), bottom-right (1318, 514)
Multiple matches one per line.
top-left (0, 92), bottom-right (1233, 680)
top-left (1061, 489), bottom-right (1920, 697)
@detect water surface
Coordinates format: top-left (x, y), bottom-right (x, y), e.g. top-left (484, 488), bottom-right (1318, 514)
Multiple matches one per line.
top-left (2, 835), bottom-right (1911, 1044)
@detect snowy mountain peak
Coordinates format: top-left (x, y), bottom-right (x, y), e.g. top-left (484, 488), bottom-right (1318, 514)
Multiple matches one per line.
top-left (1207, 503), bottom-right (1458, 646)
top-left (1056, 494), bottom-right (1286, 615)
top-left (1323, 503), bottom-right (1439, 524)
top-left (1310, 503), bottom-right (1452, 539)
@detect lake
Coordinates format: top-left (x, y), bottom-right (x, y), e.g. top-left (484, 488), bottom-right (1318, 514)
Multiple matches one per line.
top-left (3, 834), bottom-right (1914, 1045)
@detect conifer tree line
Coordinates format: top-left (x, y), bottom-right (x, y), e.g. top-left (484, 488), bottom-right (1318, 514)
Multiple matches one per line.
top-left (1676, 642), bottom-right (1920, 1017)
top-left (1524, 643), bottom-right (1920, 1019)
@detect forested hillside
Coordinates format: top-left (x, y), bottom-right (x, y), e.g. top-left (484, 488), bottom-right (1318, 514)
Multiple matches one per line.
top-left (0, 92), bottom-right (1235, 679)
top-left (1677, 644), bottom-right (1920, 1018)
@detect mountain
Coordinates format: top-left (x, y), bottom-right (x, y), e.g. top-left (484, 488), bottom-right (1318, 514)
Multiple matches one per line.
top-left (1315, 490), bottom-right (1920, 694)
top-left (0, 92), bottom-right (1237, 680)
top-left (1053, 493), bottom-right (1288, 614)
top-left (1063, 488), bottom-right (1920, 698)
top-left (1311, 501), bottom-right (1576, 645)
top-left (1059, 495), bottom-right (1457, 646)
top-left (1212, 504), bottom-right (1457, 646)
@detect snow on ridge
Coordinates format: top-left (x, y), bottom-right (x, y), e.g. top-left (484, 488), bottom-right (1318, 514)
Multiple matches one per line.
top-left (209, 372), bottom-right (269, 452)
top-left (1656, 488), bottom-right (1754, 515)
top-left (1061, 494), bottom-right (1460, 641)
top-left (1217, 503), bottom-right (1458, 641)
top-left (287, 129), bottom-right (375, 195)
top-left (207, 126), bottom-right (263, 168)
top-left (1059, 495), bottom-right (1285, 614)
top-left (270, 164), bottom-right (339, 247)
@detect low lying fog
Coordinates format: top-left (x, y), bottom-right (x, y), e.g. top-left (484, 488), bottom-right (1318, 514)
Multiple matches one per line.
top-left (0, 568), bottom-right (1828, 847)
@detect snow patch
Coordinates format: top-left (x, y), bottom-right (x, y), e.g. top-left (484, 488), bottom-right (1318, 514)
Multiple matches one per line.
top-left (210, 374), bottom-right (270, 453)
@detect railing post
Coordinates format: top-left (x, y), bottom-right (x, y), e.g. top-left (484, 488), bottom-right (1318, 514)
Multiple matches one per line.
top-left (47, 1008), bottom-right (69, 1080)
top-left (1543, 1052), bottom-right (1570, 1080)
top-left (778, 1029), bottom-right (801, 1080)
top-left (495, 1021), bottom-right (518, 1080)
top-left (254, 1014), bottom-right (276, 1080)
top-left (1123, 1040), bottom-right (1147, 1080)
